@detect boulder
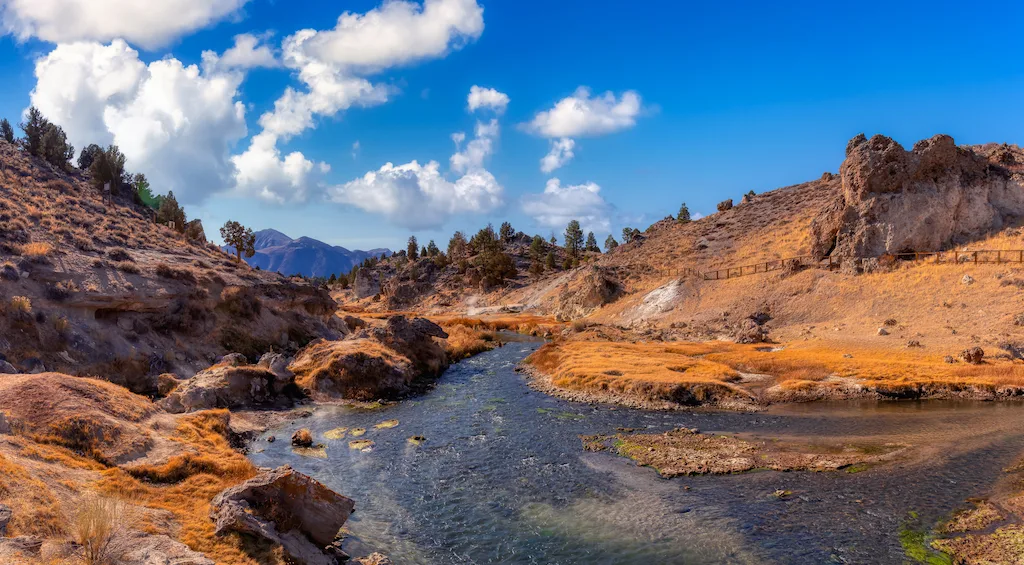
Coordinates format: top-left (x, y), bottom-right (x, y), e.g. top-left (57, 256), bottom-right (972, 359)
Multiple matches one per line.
top-left (291, 428), bottom-right (313, 447)
top-left (289, 316), bottom-right (448, 401)
top-left (20, 357), bottom-right (45, 374)
top-left (553, 267), bottom-right (621, 321)
top-left (160, 362), bottom-right (297, 414)
top-left (0, 360), bottom-right (16, 374)
top-left (810, 134), bottom-right (1024, 259)
top-left (354, 269), bottom-right (381, 299)
top-left (0, 412), bottom-right (9, 434)
top-left (258, 352), bottom-right (295, 388)
top-left (210, 466), bottom-right (354, 565)
top-left (960, 347), bottom-right (985, 365)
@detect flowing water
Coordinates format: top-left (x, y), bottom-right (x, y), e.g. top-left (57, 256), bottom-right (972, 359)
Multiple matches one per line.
top-left (250, 338), bottom-right (1024, 564)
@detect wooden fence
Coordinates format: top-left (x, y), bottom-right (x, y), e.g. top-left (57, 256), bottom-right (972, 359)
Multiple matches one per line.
top-left (649, 250), bottom-right (1024, 282)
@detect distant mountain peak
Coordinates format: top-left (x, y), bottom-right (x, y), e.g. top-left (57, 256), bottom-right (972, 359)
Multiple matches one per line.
top-left (226, 229), bottom-right (391, 278)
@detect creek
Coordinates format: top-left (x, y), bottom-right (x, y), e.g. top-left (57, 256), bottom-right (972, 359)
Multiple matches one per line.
top-left (250, 338), bottom-right (1024, 564)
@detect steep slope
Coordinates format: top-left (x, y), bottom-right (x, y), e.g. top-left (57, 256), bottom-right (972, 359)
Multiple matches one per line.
top-left (0, 142), bottom-right (342, 393)
top-left (232, 229), bottom-right (391, 278)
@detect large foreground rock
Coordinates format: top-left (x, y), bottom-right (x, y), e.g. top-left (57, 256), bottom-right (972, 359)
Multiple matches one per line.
top-left (811, 134), bottom-right (1024, 258)
top-left (160, 360), bottom-right (298, 414)
top-left (211, 466), bottom-right (354, 565)
top-left (290, 316), bottom-right (448, 400)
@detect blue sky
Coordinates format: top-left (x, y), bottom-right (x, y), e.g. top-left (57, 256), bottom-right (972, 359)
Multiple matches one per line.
top-left (0, 0), bottom-right (1022, 251)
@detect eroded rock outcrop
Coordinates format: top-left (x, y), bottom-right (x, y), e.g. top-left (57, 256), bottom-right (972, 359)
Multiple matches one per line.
top-left (211, 466), bottom-right (354, 565)
top-left (289, 316), bottom-right (448, 400)
top-left (810, 134), bottom-right (1024, 258)
top-left (161, 360), bottom-right (299, 414)
top-left (354, 269), bottom-right (381, 299)
top-left (553, 267), bottom-right (621, 321)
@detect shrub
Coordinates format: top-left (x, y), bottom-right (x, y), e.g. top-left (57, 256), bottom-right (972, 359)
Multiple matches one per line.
top-left (155, 263), bottom-right (197, 284)
top-left (45, 280), bottom-right (79, 301)
top-left (70, 495), bottom-right (136, 565)
top-left (10, 295), bottom-right (31, 313)
top-left (1, 261), bottom-right (18, 281)
top-left (717, 199), bottom-right (734, 212)
top-left (20, 242), bottom-right (53, 260)
top-left (114, 261), bottom-right (140, 274)
top-left (106, 248), bottom-right (133, 262)
top-left (217, 286), bottom-right (262, 320)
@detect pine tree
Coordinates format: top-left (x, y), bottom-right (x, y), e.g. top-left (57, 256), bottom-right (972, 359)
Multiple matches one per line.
top-left (604, 234), bottom-right (618, 251)
top-left (19, 107), bottom-right (46, 157)
top-left (499, 221), bottom-right (515, 242)
top-left (564, 220), bottom-right (584, 260)
top-left (448, 231), bottom-right (468, 260)
top-left (549, 232), bottom-right (557, 246)
top-left (0, 119), bottom-right (14, 144)
top-left (622, 227), bottom-right (634, 244)
top-left (585, 231), bottom-right (600, 253)
top-left (407, 236), bottom-right (419, 260)
top-left (156, 191), bottom-right (187, 232)
top-left (546, 250), bottom-right (556, 270)
top-left (529, 235), bottom-right (545, 277)
top-left (78, 144), bottom-right (103, 170)
top-left (426, 240), bottom-right (439, 257)
top-left (221, 220), bottom-right (256, 262)
top-left (677, 202), bottom-right (691, 223)
top-left (89, 145), bottom-right (127, 194)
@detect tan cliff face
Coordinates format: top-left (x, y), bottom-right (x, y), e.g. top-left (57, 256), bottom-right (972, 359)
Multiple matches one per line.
top-left (810, 134), bottom-right (1024, 258)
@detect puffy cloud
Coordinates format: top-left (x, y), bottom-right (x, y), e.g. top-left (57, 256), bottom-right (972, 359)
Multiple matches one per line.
top-left (467, 85), bottom-right (508, 114)
top-left (450, 119), bottom-right (497, 173)
top-left (235, 0), bottom-right (486, 207)
top-left (540, 137), bottom-right (575, 173)
top-left (202, 33), bottom-right (278, 73)
top-left (297, 0), bottom-right (484, 73)
top-left (521, 178), bottom-right (612, 232)
top-left (525, 86), bottom-right (642, 139)
top-left (330, 111), bottom-right (503, 229)
top-left (231, 132), bottom-right (322, 204)
top-left (30, 40), bottom-right (248, 204)
top-left (327, 160), bottom-right (502, 230)
top-left (1, 0), bottom-right (248, 49)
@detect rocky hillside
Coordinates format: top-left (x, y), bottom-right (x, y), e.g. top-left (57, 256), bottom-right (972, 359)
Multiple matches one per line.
top-left (0, 142), bottom-right (344, 394)
top-left (227, 228), bottom-right (391, 278)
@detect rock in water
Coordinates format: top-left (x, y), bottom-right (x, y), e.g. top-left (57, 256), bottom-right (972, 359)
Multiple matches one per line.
top-left (291, 428), bottom-right (313, 447)
top-left (210, 466), bottom-right (354, 565)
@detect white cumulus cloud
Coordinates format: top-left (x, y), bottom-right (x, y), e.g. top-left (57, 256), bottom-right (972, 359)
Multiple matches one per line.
top-left (1, 0), bottom-right (248, 49)
top-left (30, 40), bottom-right (248, 205)
top-left (202, 33), bottom-right (278, 73)
top-left (521, 178), bottom-right (612, 232)
top-left (327, 161), bottom-right (502, 230)
top-left (297, 0), bottom-right (484, 73)
top-left (330, 109), bottom-right (503, 230)
top-left (525, 87), bottom-right (642, 138)
top-left (467, 85), bottom-right (508, 114)
top-left (540, 137), bottom-right (575, 173)
top-left (450, 119), bottom-right (497, 173)
top-left (231, 132), bottom-right (320, 204)
top-left (237, 0), bottom-right (485, 205)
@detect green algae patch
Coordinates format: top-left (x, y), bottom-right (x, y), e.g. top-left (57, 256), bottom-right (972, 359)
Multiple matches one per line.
top-left (899, 522), bottom-right (953, 565)
top-left (407, 435), bottom-right (427, 445)
top-left (323, 427), bottom-right (348, 440)
top-left (349, 439), bottom-right (375, 450)
top-left (350, 428), bottom-right (367, 437)
top-left (375, 419), bottom-right (399, 429)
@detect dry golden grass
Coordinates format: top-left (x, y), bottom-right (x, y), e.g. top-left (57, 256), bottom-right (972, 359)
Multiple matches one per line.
top-left (527, 340), bottom-right (747, 405)
top-left (442, 324), bottom-right (497, 361)
top-left (96, 410), bottom-right (264, 565)
top-left (19, 241), bottom-right (53, 258)
top-left (0, 452), bottom-right (66, 537)
top-left (530, 336), bottom-right (1024, 404)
